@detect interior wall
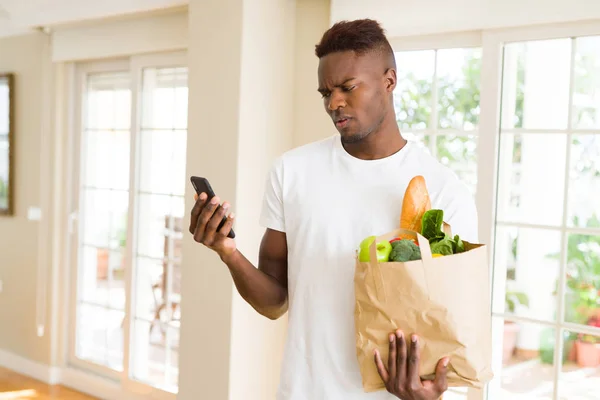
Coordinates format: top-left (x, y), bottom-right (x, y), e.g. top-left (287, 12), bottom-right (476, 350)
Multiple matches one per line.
top-left (331, 0), bottom-right (600, 37)
top-left (0, 32), bottom-right (51, 365)
top-left (179, 0), bottom-right (332, 399)
top-left (51, 7), bottom-right (187, 62)
top-left (293, 0), bottom-right (333, 147)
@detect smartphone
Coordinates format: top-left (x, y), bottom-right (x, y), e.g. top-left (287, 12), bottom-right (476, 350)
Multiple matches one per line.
top-left (190, 176), bottom-right (236, 239)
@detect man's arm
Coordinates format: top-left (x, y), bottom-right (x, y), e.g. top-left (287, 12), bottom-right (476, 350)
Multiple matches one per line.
top-left (221, 228), bottom-right (288, 320)
top-left (189, 192), bottom-right (288, 320)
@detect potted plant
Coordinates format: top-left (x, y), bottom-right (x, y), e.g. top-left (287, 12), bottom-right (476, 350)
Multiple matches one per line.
top-left (503, 291), bottom-right (529, 362)
top-left (575, 316), bottom-right (600, 367)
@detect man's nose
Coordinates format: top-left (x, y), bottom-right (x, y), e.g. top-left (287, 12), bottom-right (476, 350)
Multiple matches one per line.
top-left (328, 91), bottom-right (346, 111)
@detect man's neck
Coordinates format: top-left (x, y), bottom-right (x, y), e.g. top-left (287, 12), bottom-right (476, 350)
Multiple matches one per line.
top-left (343, 118), bottom-right (406, 160)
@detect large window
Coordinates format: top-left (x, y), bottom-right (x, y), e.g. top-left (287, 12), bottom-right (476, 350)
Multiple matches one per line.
top-left (393, 28), bottom-right (600, 400)
top-left (393, 47), bottom-right (481, 196)
top-left (491, 35), bottom-right (600, 399)
top-left (69, 53), bottom-right (187, 398)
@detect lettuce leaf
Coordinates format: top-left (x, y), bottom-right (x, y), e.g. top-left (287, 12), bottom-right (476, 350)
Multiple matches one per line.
top-left (421, 209), bottom-right (466, 256)
top-left (421, 209), bottom-right (444, 241)
top-left (430, 235), bottom-right (454, 255)
top-left (453, 234), bottom-right (465, 253)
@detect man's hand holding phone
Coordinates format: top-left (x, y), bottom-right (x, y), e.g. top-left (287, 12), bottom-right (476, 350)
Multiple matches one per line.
top-left (189, 192), bottom-right (236, 261)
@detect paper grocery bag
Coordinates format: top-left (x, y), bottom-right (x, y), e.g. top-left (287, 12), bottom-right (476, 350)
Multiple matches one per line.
top-left (354, 228), bottom-right (494, 392)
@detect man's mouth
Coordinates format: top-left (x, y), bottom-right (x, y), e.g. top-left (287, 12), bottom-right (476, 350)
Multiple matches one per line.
top-left (335, 118), bottom-right (350, 128)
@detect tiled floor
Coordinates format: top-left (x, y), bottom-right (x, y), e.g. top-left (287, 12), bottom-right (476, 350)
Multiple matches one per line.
top-left (0, 367), bottom-right (96, 399)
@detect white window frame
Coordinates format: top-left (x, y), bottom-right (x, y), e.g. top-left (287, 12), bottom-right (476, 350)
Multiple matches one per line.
top-left (64, 50), bottom-right (187, 400)
top-left (391, 19), bottom-right (600, 400)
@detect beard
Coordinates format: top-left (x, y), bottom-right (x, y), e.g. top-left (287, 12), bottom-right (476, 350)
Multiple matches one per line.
top-left (339, 112), bottom-right (386, 144)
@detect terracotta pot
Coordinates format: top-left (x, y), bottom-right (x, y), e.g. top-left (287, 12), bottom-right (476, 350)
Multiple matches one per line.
top-left (575, 340), bottom-right (600, 367)
top-left (96, 248), bottom-right (109, 280)
top-left (503, 322), bottom-right (520, 362)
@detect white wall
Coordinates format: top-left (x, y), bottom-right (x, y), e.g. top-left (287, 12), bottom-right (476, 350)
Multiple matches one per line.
top-left (179, 1), bottom-right (331, 399)
top-left (293, 0), bottom-right (333, 146)
top-left (331, 0), bottom-right (600, 37)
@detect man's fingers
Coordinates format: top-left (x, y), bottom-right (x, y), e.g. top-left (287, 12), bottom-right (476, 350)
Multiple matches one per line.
top-left (434, 357), bottom-right (449, 394)
top-left (388, 333), bottom-right (397, 380)
top-left (395, 330), bottom-right (407, 381)
top-left (189, 192), bottom-right (207, 234)
top-left (407, 334), bottom-right (422, 390)
top-left (193, 195), bottom-right (218, 243)
top-left (219, 212), bottom-right (235, 236)
top-left (207, 202), bottom-right (229, 232)
top-left (373, 349), bottom-right (389, 384)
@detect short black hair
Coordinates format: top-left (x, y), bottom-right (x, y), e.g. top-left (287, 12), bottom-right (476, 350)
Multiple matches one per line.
top-left (315, 19), bottom-right (395, 67)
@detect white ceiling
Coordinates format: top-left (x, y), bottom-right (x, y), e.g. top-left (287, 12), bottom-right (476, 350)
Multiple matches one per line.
top-left (331, 0), bottom-right (600, 38)
top-left (0, 0), bottom-right (187, 37)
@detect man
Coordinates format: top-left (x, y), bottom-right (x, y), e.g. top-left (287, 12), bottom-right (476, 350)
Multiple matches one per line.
top-left (189, 19), bottom-right (478, 400)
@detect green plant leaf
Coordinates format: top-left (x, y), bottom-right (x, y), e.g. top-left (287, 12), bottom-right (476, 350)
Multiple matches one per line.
top-left (431, 235), bottom-right (454, 256)
top-left (421, 209), bottom-right (444, 241)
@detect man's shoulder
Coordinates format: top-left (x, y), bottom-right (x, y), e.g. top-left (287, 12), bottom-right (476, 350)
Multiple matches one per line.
top-left (273, 135), bottom-right (337, 168)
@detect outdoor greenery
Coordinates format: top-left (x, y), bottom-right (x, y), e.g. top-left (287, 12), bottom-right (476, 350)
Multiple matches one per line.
top-left (393, 50), bottom-right (481, 193)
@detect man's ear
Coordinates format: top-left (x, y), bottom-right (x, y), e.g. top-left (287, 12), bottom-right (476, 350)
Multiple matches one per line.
top-left (384, 68), bottom-right (397, 92)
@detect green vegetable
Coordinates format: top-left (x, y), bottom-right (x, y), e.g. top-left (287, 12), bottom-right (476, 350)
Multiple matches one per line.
top-left (420, 209), bottom-right (467, 256)
top-left (431, 236), bottom-right (454, 255)
top-left (389, 239), bottom-right (422, 262)
top-left (421, 209), bottom-right (444, 241)
top-left (453, 234), bottom-right (465, 254)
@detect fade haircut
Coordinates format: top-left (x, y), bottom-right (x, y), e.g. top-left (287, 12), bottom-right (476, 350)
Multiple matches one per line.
top-left (314, 19), bottom-right (396, 68)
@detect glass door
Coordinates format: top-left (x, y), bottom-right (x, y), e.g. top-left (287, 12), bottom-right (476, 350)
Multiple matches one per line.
top-left (69, 52), bottom-right (188, 398)
top-left (489, 34), bottom-right (600, 400)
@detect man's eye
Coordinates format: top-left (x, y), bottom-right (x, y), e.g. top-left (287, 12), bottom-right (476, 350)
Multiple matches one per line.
top-left (343, 86), bottom-right (355, 92)
top-left (321, 92), bottom-right (330, 98)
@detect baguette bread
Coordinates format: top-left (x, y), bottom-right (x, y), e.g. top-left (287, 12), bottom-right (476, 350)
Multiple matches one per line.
top-left (400, 175), bottom-right (431, 233)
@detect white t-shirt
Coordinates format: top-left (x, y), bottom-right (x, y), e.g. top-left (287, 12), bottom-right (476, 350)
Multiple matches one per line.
top-left (259, 134), bottom-right (478, 400)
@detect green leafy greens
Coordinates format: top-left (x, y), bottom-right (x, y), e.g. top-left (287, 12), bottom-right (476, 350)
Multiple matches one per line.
top-left (421, 209), bottom-right (466, 255)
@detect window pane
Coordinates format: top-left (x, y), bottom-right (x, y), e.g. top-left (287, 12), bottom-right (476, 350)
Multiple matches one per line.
top-left (79, 245), bottom-right (109, 306)
top-left (567, 135), bottom-right (600, 228)
top-left (0, 135), bottom-right (8, 210)
top-left (77, 71), bottom-right (131, 373)
top-left (86, 72), bottom-right (131, 130)
top-left (0, 77), bottom-right (9, 211)
top-left (0, 76), bottom-right (8, 133)
top-left (436, 134), bottom-right (477, 195)
top-left (76, 304), bottom-right (124, 371)
top-left (141, 67), bottom-right (188, 130)
top-left (137, 193), bottom-right (174, 259)
top-left (493, 226), bottom-right (561, 322)
top-left (501, 39), bottom-right (571, 130)
top-left (564, 233), bottom-right (600, 326)
top-left (132, 319), bottom-right (178, 393)
top-left (437, 48), bottom-right (481, 130)
top-left (84, 129), bottom-right (130, 190)
top-left (133, 66), bottom-right (187, 393)
top-left (394, 50), bottom-right (435, 130)
top-left (134, 256), bottom-right (164, 322)
top-left (572, 36), bottom-right (600, 129)
top-left (139, 129), bottom-right (187, 196)
top-left (496, 133), bottom-right (567, 226)
top-left (493, 318), bottom-right (557, 398)
top-left (560, 329), bottom-right (600, 399)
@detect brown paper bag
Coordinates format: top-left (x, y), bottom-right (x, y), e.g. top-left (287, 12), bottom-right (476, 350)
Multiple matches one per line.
top-left (354, 227), bottom-right (494, 392)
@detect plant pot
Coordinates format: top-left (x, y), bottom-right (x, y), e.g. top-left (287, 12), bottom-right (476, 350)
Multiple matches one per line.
top-left (503, 321), bottom-right (520, 362)
top-left (96, 248), bottom-right (109, 280)
top-left (575, 340), bottom-right (600, 367)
